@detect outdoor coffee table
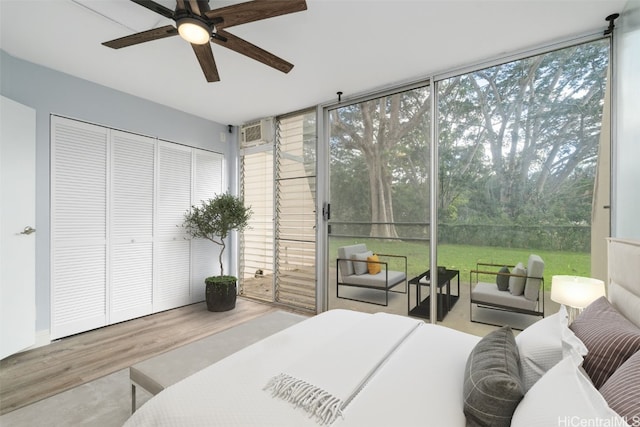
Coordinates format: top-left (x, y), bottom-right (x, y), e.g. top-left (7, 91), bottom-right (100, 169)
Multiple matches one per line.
top-left (408, 268), bottom-right (459, 321)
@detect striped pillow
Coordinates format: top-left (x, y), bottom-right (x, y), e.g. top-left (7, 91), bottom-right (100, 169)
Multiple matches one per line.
top-left (600, 350), bottom-right (640, 422)
top-left (569, 296), bottom-right (640, 389)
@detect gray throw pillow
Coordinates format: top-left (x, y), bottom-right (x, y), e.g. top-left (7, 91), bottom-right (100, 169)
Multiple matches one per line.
top-left (508, 262), bottom-right (526, 296)
top-left (351, 251), bottom-right (373, 275)
top-left (496, 266), bottom-right (510, 291)
top-left (463, 326), bottom-right (524, 427)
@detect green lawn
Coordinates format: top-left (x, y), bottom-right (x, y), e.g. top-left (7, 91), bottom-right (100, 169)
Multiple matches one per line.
top-left (329, 238), bottom-right (590, 290)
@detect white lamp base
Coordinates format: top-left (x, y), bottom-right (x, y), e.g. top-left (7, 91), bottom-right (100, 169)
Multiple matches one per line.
top-left (566, 306), bottom-right (581, 324)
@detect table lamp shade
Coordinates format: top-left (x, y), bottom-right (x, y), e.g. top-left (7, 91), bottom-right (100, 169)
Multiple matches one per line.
top-left (551, 275), bottom-right (606, 309)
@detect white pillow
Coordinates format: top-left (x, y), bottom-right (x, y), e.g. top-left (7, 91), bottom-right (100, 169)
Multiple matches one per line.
top-left (515, 306), bottom-right (587, 392)
top-left (352, 251), bottom-right (373, 275)
top-left (511, 355), bottom-right (629, 427)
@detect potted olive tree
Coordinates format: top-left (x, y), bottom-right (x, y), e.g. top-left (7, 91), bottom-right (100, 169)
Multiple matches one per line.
top-left (182, 193), bottom-right (252, 312)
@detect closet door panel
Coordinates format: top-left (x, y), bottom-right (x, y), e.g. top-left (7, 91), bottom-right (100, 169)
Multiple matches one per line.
top-left (110, 131), bottom-right (155, 322)
top-left (190, 150), bottom-right (225, 302)
top-left (193, 150), bottom-right (224, 203)
top-left (51, 245), bottom-right (106, 338)
top-left (155, 142), bottom-right (192, 310)
top-left (111, 243), bottom-right (153, 322)
top-left (157, 143), bottom-right (191, 240)
top-left (50, 117), bottom-right (107, 339)
top-left (154, 240), bottom-right (191, 311)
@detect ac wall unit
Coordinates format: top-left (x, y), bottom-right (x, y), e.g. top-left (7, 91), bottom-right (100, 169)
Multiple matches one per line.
top-left (241, 118), bottom-right (274, 146)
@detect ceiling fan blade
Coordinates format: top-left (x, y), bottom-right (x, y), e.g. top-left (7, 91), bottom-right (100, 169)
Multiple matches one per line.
top-left (102, 25), bottom-right (178, 49)
top-left (188, 0), bottom-right (202, 16)
top-left (191, 43), bottom-right (220, 82)
top-left (213, 29), bottom-right (293, 74)
top-left (206, 0), bottom-right (307, 30)
top-left (130, 0), bottom-right (176, 20)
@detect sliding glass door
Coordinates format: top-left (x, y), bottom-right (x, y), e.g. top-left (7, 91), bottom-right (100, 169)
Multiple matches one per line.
top-left (327, 86), bottom-right (432, 312)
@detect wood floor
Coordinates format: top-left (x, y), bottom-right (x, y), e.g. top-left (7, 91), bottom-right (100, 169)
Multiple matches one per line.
top-left (0, 298), bottom-right (286, 415)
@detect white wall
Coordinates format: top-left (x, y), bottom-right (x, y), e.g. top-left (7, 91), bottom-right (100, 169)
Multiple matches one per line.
top-left (614, 0), bottom-right (640, 239)
top-left (0, 50), bottom-right (238, 337)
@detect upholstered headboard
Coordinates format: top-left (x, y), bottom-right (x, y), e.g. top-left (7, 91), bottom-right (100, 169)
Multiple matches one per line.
top-left (607, 238), bottom-right (640, 328)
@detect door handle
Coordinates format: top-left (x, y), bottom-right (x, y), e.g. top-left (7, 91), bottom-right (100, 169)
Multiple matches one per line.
top-left (20, 226), bottom-right (36, 235)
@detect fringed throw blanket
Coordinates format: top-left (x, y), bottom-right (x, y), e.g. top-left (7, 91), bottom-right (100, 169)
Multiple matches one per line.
top-left (264, 312), bottom-right (422, 425)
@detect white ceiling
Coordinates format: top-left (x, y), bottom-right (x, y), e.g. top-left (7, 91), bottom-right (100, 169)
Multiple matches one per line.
top-left (0, 0), bottom-right (626, 125)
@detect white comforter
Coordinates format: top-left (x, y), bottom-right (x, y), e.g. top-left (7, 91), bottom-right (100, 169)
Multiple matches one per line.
top-left (124, 309), bottom-right (480, 427)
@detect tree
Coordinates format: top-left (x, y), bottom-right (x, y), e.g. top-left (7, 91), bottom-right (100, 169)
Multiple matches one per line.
top-left (438, 40), bottom-right (609, 227)
top-left (328, 39), bottom-right (609, 249)
top-left (330, 88), bottom-right (431, 238)
top-left (182, 193), bottom-right (252, 277)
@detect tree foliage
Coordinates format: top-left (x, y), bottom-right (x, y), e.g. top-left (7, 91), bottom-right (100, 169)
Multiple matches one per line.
top-left (182, 193), bottom-right (252, 276)
top-left (329, 39), bottom-right (609, 249)
top-left (330, 87), bottom-right (431, 238)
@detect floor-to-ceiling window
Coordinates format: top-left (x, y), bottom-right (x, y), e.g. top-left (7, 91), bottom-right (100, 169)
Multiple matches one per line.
top-left (436, 38), bottom-right (610, 287)
top-left (323, 36), bottom-right (610, 318)
top-left (327, 86), bottom-right (431, 312)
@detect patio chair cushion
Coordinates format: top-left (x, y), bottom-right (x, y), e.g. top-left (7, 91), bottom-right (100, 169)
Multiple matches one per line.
top-left (352, 250), bottom-right (373, 275)
top-left (341, 270), bottom-right (406, 289)
top-left (496, 266), bottom-right (510, 291)
top-left (472, 282), bottom-right (539, 311)
top-left (337, 244), bottom-right (368, 277)
top-left (509, 262), bottom-right (527, 296)
top-left (524, 254), bottom-right (544, 301)
top-left (367, 254), bottom-right (381, 275)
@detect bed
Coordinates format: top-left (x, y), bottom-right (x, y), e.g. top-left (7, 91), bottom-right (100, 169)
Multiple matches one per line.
top-left (125, 238), bottom-right (640, 427)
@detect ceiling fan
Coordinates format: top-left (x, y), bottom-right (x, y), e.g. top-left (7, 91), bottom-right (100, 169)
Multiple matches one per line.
top-left (102, 0), bottom-right (307, 82)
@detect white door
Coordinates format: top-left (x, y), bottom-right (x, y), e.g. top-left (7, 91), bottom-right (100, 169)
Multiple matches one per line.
top-left (154, 141), bottom-right (192, 311)
top-left (110, 130), bottom-right (155, 323)
top-left (50, 116), bottom-right (108, 339)
top-left (0, 96), bottom-right (36, 359)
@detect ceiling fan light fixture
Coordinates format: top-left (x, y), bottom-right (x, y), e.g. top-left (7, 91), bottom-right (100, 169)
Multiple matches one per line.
top-left (177, 17), bottom-right (211, 45)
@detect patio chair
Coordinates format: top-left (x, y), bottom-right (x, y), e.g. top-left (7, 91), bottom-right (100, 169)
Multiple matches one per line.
top-left (469, 254), bottom-right (545, 327)
top-left (336, 243), bottom-right (407, 306)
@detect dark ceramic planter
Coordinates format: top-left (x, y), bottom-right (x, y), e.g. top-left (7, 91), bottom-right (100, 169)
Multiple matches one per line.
top-left (205, 276), bottom-right (237, 312)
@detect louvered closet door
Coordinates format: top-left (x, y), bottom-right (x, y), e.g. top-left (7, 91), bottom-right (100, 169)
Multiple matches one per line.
top-left (51, 117), bottom-right (108, 339)
top-left (154, 141), bottom-right (192, 311)
top-left (190, 150), bottom-right (225, 302)
top-left (110, 130), bottom-right (155, 323)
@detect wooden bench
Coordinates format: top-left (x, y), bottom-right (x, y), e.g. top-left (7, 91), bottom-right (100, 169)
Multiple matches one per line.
top-left (129, 310), bottom-right (307, 413)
